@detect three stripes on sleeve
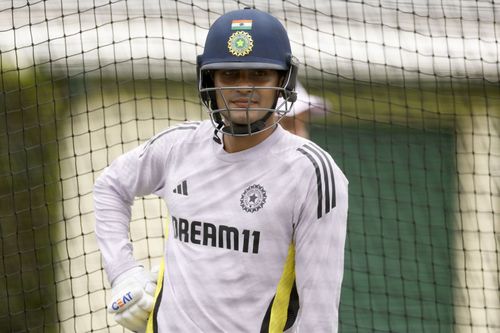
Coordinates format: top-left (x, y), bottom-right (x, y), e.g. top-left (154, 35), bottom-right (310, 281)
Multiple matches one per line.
top-left (297, 143), bottom-right (336, 219)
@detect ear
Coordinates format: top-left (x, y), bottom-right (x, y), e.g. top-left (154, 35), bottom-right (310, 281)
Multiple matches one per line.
top-left (282, 56), bottom-right (299, 102)
top-left (278, 71), bottom-right (287, 86)
top-left (275, 71), bottom-right (286, 98)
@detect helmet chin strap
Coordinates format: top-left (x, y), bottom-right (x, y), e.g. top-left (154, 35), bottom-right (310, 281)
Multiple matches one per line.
top-left (211, 111), bottom-right (273, 144)
top-left (222, 111), bottom-right (273, 135)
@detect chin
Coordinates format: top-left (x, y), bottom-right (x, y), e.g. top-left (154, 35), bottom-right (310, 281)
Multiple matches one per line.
top-left (222, 111), bottom-right (263, 124)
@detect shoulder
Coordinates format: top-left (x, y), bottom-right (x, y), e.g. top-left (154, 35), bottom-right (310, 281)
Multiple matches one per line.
top-left (274, 129), bottom-right (337, 169)
top-left (275, 130), bottom-right (348, 187)
top-left (279, 135), bottom-right (348, 219)
top-left (139, 120), bottom-right (211, 156)
top-left (297, 141), bottom-right (347, 186)
top-left (145, 120), bottom-right (207, 146)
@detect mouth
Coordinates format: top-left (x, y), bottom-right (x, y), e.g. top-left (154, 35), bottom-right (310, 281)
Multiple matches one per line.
top-left (230, 99), bottom-right (259, 108)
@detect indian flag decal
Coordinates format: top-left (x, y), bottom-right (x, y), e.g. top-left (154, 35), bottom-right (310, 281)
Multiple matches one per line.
top-left (231, 19), bottom-right (253, 30)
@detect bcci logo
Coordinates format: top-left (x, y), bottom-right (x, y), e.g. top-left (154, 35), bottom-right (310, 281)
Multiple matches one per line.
top-left (240, 184), bottom-right (267, 213)
top-left (228, 31), bottom-right (254, 57)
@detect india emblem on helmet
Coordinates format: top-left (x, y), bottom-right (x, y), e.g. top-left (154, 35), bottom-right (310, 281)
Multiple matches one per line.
top-left (227, 31), bottom-right (254, 57)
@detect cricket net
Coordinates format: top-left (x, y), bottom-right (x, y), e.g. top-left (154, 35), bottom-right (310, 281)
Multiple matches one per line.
top-left (0, 0), bottom-right (498, 332)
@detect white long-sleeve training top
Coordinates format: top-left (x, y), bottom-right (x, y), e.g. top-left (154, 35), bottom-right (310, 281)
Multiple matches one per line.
top-left (94, 120), bottom-right (348, 332)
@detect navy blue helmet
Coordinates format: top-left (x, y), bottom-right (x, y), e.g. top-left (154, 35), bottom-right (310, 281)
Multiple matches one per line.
top-left (197, 8), bottom-right (299, 137)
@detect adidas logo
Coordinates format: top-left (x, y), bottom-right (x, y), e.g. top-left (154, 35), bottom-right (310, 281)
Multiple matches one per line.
top-left (173, 180), bottom-right (188, 196)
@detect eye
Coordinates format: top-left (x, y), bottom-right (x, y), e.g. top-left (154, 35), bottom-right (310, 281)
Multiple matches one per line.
top-left (252, 70), bottom-right (267, 77)
top-left (215, 70), bottom-right (240, 85)
top-left (221, 70), bottom-right (239, 79)
top-left (250, 70), bottom-right (272, 82)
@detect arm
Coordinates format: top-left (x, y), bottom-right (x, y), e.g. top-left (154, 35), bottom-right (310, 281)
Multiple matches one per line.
top-left (293, 152), bottom-right (348, 332)
top-left (93, 137), bottom-right (170, 332)
top-left (94, 137), bottom-right (168, 283)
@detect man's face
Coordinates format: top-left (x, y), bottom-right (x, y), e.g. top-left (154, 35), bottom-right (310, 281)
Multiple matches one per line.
top-left (213, 69), bottom-right (280, 125)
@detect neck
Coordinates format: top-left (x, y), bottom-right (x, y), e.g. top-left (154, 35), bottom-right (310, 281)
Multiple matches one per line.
top-left (223, 125), bottom-right (276, 153)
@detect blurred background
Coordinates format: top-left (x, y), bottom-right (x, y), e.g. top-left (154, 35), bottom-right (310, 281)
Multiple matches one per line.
top-left (0, 0), bottom-right (498, 332)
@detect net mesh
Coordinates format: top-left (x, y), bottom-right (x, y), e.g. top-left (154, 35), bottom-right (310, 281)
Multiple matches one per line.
top-left (0, 0), bottom-right (498, 332)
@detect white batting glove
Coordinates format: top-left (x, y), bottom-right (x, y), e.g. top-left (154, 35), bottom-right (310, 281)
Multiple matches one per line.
top-left (108, 266), bottom-right (158, 332)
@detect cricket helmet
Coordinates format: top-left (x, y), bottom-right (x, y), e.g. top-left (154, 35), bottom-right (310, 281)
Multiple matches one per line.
top-left (197, 7), bottom-right (298, 137)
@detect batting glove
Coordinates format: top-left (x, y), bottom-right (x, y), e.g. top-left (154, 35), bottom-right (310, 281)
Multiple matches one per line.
top-left (108, 266), bottom-right (158, 332)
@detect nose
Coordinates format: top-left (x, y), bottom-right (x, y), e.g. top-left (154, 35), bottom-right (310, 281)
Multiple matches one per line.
top-left (234, 71), bottom-right (254, 87)
top-left (234, 74), bottom-right (255, 96)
